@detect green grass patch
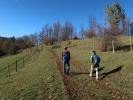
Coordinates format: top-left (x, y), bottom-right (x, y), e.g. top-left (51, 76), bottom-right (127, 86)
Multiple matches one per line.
top-left (54, 36), bottom-right (133, 99)
top-left (0, 47), bottom-right (69, 100)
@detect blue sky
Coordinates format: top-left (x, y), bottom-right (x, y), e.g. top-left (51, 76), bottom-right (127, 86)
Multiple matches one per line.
top-left (0, 0), bottom-right (133, 37)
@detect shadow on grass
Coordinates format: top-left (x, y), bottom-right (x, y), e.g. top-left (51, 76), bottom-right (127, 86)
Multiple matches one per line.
top-left (71, 67), bottom-right (104, 76)
top-left (99, 67), bottom-right (104, 72)
top-left (101, 65), bottom-right (123, 80)
top-left (117, 45), bottom-right (133, 51)
top-left (70, 72), bottom-right (89, 76)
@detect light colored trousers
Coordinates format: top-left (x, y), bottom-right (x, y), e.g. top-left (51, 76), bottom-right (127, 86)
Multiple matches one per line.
top-left (90, 64), bottom-right (99, 80)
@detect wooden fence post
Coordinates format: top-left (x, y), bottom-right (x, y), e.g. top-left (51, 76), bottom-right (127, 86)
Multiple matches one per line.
top-left (8, 64), bottom-right (10, 77)
top-left (130, 36), bottom-right (132, 52)
top-left (16, 60), bottom-right (18, 72)
top-left (23, 57), bottom-right (24, 67)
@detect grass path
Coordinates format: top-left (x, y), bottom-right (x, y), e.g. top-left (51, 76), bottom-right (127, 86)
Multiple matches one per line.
top-left (50, 49), bottom-right (90, 100)
top-left (69, 47), bottom-right (133, 99)
top-left (53, 49), bottom-right (111, 99)
top-left (71, 58), bottom-right (128, 100)
top-left (53, 47), bottom-right (129, 100)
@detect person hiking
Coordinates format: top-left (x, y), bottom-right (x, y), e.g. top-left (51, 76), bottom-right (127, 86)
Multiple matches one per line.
top-left (90, 51), bottom-right (101, 80)
top-left (62, 47), bottom-right (71, 75)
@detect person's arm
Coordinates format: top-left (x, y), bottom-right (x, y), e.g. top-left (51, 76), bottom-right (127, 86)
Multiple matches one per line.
top-left (90, 55), bottom-right (93, 63)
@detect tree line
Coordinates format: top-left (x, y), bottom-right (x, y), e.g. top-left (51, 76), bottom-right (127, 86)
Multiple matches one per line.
top-left (0, 35), bottom-right (37, 56)
top-left (39, 21), bottom-right (74, 45)
top-left (0, 1), bottom-right (133, 56)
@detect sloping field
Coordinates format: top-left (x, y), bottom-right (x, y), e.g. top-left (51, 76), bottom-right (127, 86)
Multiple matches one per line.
top-left (52, 36), bottom-right (133, 100)
top-left (0, 47), bottom-right (69, 100)
top-left (0, 36), bottom-right (133, 100)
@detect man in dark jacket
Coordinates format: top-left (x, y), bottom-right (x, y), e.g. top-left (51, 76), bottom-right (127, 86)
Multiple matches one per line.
top-left (62, 47), bottom-right (71, 75)
top-left (90, 51), bottom-right (100, 80)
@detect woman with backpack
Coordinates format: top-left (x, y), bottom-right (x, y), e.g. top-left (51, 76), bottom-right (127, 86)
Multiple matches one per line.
top-left (90, 51), bottom-right (101, 80)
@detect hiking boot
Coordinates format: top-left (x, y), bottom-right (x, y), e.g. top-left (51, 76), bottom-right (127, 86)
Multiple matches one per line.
top-left (67, 72), bottom-right (70, 75)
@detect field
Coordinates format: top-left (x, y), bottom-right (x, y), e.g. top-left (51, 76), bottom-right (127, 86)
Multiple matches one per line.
top-left (0, 47), bottom-right (69, 100)
top-left (0, 36), bottom-right (133, 100)
top-left (52, 36), bottom-right (133, 100)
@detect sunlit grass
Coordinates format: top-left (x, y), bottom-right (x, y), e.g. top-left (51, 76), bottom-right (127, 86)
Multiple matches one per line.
top-left (0, 47), bottom-right (68, 100)
top-left (54, 36), bottom-right (133, 99)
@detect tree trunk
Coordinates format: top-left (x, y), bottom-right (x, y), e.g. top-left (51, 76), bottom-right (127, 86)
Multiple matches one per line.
top-left (112, 40), bottom-right (115, 53)
top-left (93, 38), bottom-right (95, 50)
top-left (130, 36), bottom-right (132, 52)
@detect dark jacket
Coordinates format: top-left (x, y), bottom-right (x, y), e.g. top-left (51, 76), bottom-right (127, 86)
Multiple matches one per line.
top-left (90, 54), bottom-right (100, 64)
top-left (62, 50), bottom-right (71, 61)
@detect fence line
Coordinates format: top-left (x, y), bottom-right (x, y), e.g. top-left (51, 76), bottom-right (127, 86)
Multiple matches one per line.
top-left (0, 48), bottom-right (41, 78)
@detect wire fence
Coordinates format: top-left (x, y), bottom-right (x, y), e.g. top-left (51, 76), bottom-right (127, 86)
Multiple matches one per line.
top-left (0, 48), bottom-right (41, 78)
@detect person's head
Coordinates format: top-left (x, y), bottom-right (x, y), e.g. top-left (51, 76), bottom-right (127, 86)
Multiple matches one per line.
top-left (64, 47), bottom-right (68, 50)
top-left (92, 51), bottom-right (96, 55)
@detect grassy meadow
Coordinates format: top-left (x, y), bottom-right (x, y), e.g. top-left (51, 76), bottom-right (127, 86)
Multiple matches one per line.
top-left (0, 36), bottom-right (133, 100)
top-left (0, 47), bottom-right (68, 100)
top-left (53, 36), bottom-right (133, 99)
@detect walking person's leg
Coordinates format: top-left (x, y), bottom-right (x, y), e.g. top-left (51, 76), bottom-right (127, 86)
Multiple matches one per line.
top-left (67, 60), bottom-right (70, 75)
top-left (63, 60), bottom-right (67, 74)
top-left (90, 64), bottom-right (94, 77)
top-left (95, 67), bottom-right (99, 80)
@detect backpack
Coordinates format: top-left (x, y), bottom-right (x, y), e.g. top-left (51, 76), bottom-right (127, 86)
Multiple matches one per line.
top-left (92, 55), bottom-right (101, 64)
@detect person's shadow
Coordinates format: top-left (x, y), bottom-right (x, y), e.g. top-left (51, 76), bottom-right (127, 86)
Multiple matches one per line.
top-left (71, 67), bottom-right (105, 76)
top-left (100, 65), bottom-right (123, 80)
top-left (70, 66), bottom-right (123, 80)
top-left (70, 72), bottom-right (89, 76)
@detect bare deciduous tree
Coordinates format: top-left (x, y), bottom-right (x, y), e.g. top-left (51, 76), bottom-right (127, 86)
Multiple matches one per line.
top-left (62, 21), bottom-right (74, 41)
top-left (85, 16), bottom-right (96, 38)
top-left (130, 23), bottom-right (133, 52)
top-left (105, 2), bottom-right (125, 53)
top-left (80, 24), bottom-right (86, 39)
top-left (53, 21), bottom-right (62, 41)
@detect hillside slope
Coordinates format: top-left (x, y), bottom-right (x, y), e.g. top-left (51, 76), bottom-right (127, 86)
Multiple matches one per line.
top-left (0, 47), bottom-right (69, 100)
top-left (52, 36), bottom-right (133, 99)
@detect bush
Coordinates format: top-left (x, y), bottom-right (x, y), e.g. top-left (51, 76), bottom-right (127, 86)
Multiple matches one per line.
top-left (98, 42), bottom-right (107, 52)
top-left (51, 45), bottom-right (60, 49)
top-left (73, 37), bottom-right (79, 40)
top-left (98, 28), bottom-right (121, 52)
top-left (85, 31), bottom-right (96, 38)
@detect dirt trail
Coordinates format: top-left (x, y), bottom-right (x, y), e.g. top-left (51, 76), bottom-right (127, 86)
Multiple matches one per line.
top-left (71, 59), bottom-right (128, 100)
top-left (50, 50), bottom-right (90, 100)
